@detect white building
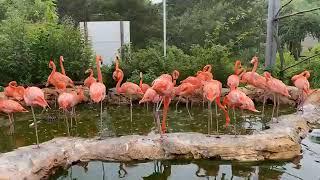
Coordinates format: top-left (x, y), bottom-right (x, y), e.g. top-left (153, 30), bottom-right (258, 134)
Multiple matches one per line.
top-left (80, 21), bottom-right (130, 65)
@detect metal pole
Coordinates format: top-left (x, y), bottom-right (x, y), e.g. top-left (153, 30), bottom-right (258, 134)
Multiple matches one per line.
top-left (265, 0), bottom-right (280, 70)
top-left (163, 0), bottom-right (167, 58)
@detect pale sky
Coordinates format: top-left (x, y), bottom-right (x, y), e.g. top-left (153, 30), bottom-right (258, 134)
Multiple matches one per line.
top-left (152, 0), bottom-right (162, 3)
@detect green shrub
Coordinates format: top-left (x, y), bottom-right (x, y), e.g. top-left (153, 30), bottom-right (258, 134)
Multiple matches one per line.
top-left (105, 43), bottom-right (234, 86)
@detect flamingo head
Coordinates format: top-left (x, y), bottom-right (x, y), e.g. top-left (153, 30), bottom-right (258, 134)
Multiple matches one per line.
top-left (49, 60), bottom-right (55, 69)
top-left (112, 69), bottom-right (124, 81)
top-left (96, 55), bottom-right (103, 65)
top-left (60, 56), bottom-right (64, 62)
top-left (85, 68), bottom-right (92, 74)
top-left (250, 56), bottom-right (258, 64)
top-left (235, 60), bottom-right (243, 75)
top-left (263, 72), bottom-right (272, 80)
top-left (304, 70), bottom-right (311, 79)
top-left (203, 64), bottom-right (212, 72)
top-left (172, 70), bottom-right (180, 81)
top-left (8, 81), bottom-right (18, 87)
top-left (241, 98), bottom-right (260, 113)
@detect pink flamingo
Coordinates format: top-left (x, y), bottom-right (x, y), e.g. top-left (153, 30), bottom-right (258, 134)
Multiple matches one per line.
top-left (113, 58), bottom-right (143, 123)
top-left (4, 81), bottom-right (25, 101)
top-left (60, 56), bottom-right (66, 76)
top-left (139, 88), bottom-right (162, 132)
top-left (46, 60), bottom-right (74, 92)
top-left (264, 72), bottom-right (290, 122)
top-left (241, 56), bottom-right (269, 116)
top-left (203, 79), bottom-right (230, 134)
top-left (24, 87), bottom-right (49, 147)
top-left (84, 68), bottom-right (96, 88)
top-left (58, 86), bottom-right (86, 134)
top-left (89, 56), bottom-right (106, 135)
top-left (292, 70), bottom-right (310, 111)
top-left (0, 99), bottom-right (28, 124)
top-left (196, 65), bottom-right (213, 81)
top-left (175, 82), bottom-right (196, 119)
top-left (223, 88), bottom-right (259, 135)
top-left (152, 70), bottom-right (179, 133)
top-left (227, 60), bottom-right (244, 90)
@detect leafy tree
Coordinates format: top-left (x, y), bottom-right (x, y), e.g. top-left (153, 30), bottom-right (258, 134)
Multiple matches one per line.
top-left (0, 0), bottom-right (93, 85)
top-left (57, 0), bottom-right (162, 48)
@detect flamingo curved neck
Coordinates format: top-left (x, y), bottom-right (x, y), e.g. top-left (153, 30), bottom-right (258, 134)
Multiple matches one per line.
top-left (96, 60), bottom-right (103, 83)
top-left (116, 72), bottom-right (124, 94)
top-left (50, 63), bottom-right (57, 76)
top-left (234, 63), bottom-right (241, 75)
top-left (60, 58), bottom-right (66, 75)
top-left (89, 70), bottom-right (94, 77)
top-left (139, 78), bottom-right (143, 89)
top-left (252, 61), bottom-right (258, 72)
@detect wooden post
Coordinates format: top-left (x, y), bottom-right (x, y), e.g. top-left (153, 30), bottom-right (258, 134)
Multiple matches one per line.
top-left (265, 0), bottom-right (280, 70)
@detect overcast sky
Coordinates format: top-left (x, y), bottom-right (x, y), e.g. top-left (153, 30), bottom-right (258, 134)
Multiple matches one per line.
top-left (152, 0), bottom-right (162, 3)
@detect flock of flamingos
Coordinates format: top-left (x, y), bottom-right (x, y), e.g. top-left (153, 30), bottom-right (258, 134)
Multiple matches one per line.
top-left (0, 55), bottom-right (311, 148)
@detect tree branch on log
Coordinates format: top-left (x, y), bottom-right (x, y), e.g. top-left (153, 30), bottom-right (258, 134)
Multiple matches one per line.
top-left (274, 7), bottom-right (320, 21)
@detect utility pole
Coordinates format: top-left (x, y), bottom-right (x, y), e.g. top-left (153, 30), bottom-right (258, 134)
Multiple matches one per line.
top-left (265, 0), bottom-right (280, 70)
top-left (163, 0), bottom-right (167, 58)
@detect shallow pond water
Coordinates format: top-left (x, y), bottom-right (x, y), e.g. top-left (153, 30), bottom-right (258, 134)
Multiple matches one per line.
top-left (52, 137), bottom-right (320, 180)
top-left (1, 102), bottom-right (318, 180)
top-left (0, 103), bottom-right (293, 152)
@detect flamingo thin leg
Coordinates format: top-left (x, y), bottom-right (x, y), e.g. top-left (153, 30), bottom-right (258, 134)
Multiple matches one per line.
top-left (276, 95), bottom-right (280, 122)
top-left (271, 93), bottom-right (276, 122)
top-left (207, 101), bottom-right (212, 135)
top-left (233, 107), bottom-right (237, 136)
top-left (31, 106), bottom-right (40, 148)
top-left (186, 98), bottom-right (192, 119)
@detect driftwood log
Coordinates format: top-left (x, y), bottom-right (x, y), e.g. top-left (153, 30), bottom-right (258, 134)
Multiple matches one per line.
top-left (0, 87), bottom-right (318, 180)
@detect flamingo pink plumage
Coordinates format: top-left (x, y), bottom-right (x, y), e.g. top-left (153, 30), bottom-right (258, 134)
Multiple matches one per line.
top-left (227, 60), bottom-right (244, 90)
top-left (292, 71), bottom-right (310, 112)
top-left (151, 70), bottom-right (179, 133)
top-left (264, 72), bottom-right (290, 121)
top-left (0, 99), bottom-right (28, 124)
top-left (4, 81), bottom-right (25, 101)
top-left (24, 86), bottom-right (49, 147)
top-left (60, 56), bottom-right (66, 76)
top-left (46, 59), bottom-right (74, 92)
top-left (84, 68), bottom-right (96, 88)
top-left (203, 79), bottom-right (230, 132)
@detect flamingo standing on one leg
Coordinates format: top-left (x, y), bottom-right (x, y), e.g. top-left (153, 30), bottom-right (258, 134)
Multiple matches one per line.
top-left (0, 99), bottom-right (28, 124)
top-left (292, 70), bottom-right (310, 112)
top-left (4, 81), bottom-right (25, 101)
top-left (264, 72), bottom-right (290, 122)
top-left (84, 68), bottom-right (96, 88)
top-left (89, 56), bottom-right (106, 137)
top-left (24, 87), bottom-right (49, 147)
top-left (203, 79), bottom-right (230, 135)
top-left (60, 56), bottom-right (66, 76)
top-left (223, 88), bottom-right (259, 135)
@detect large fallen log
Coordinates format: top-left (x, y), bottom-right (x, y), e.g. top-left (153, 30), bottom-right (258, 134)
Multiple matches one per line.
top-left (0, 101), bottom-right (318, 179)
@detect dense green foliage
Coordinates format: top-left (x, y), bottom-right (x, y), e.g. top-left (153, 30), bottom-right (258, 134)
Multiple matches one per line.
top-left (57, 0), bottom-right (162, 49)
top-left (0, 0), bottom-right (92, 85)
